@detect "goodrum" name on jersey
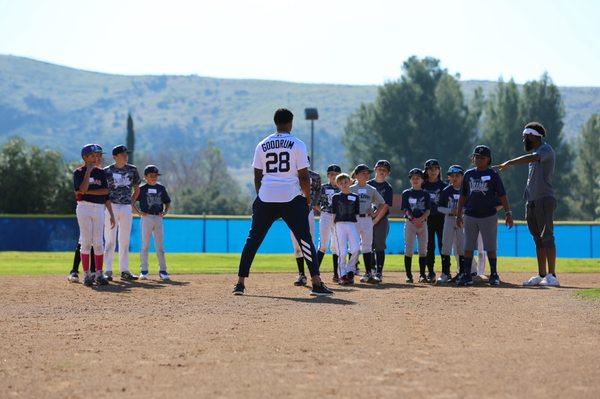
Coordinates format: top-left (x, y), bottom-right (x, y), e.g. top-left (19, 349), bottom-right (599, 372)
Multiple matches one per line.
top-left (261, 139), bottom-right (295, 152)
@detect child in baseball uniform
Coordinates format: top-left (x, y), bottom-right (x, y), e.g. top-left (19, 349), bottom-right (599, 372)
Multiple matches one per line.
top-left (103, 145), bottom-right (141, 281)
top-left (331, 173), bottom-right (360, 285)
top-left (422, 159), bottom-right (446, 282)
top-left (68, 154), bottom-right (106, 282)
top-left (290, 157), bottom-right (321, 286)
top-left (456, 145), bottom-right (514, 286)
top-left (401, 168), bottom-right (431, 283)
top-left (436, 165), bottom-right (465, 283)
top-left (367, 160), bottom-right (393, 282)
top-left (73, 144), bottom-right (114, 287)
top-left (316, 164), bottom-right (341, 282)
top-left (132, 165), bottom-right (172, 280)
top-left (350, 164), bottom-right (388, 284)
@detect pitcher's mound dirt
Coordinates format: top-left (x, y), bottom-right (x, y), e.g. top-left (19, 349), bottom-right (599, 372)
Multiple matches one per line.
top-left (1, 273), bottom-right (599, 398)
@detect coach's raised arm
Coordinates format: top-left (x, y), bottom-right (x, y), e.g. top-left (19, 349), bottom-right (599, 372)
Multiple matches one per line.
top-left (493, 122), bottom-right (560, 287)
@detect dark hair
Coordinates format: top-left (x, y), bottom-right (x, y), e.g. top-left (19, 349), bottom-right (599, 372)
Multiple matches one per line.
top-left (274, 108), bottom-right (294, 126)
top-left (423, 164), bottom-right (441, 182)
top-left (525, 121), bottom-right (546, 137)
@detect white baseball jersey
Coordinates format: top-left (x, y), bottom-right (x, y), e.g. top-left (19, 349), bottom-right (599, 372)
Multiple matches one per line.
top-left (252, 132), bottom-right (310, 203)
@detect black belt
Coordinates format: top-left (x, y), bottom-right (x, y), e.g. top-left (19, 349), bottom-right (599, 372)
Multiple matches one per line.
top-left (358, 214), bottom-right (368, 217)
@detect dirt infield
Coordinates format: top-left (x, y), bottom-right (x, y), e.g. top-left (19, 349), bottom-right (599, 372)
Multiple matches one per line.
top-left (1, 273), bottom-right (599, 399)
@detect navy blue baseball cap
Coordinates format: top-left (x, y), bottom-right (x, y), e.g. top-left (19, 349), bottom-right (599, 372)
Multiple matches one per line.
top-left (374, 160), bottom-right (391, 171)
top-left (144, 165), bottom-right (161, 175)
top-left (81, 143), bottom-right (104, 157)
top-left (327, 164), bottom-right (342, 173)
top-left (408, 168), bottom-right (424, 178)
top-left (424, 159), bottom-right (440, 169)
top-left (472, 145), bottom-right (492, 158)
top-left (112, 145), bottom-right (130, 156)
top-left (446, 165), bottom-right (464, 175)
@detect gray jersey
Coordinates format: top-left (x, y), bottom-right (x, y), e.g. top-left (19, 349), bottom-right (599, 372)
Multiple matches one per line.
top-left (349, 183), bottom-right (385, 215)
top-left (309, 170), bottom-right (322, 208)
top-left (104, 164), bottom-right (141, 205)
top-left (524, 142), bottom-right (555, 201)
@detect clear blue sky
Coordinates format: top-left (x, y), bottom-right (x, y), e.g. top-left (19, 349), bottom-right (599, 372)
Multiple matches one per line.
top-left (0, 0), bottom-right (598, 86)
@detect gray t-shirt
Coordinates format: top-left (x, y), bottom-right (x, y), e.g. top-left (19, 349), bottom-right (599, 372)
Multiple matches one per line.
top-left (349, 183), bottom-right (385, 215)
top-left (524, 142), bottom-right (555, 201)
top-left (104, 163), bottom-right (141, 204)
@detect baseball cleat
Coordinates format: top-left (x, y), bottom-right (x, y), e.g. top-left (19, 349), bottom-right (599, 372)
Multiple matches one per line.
top-left (372, 273), bottom-right (382, 284)
top-left (83, 274), bottom-right (94, 287)
top-left (359, 272), bottom-right (372, 283)
top-left (489, 273), bottom-right (501, 286)
top-left (139, 271), bottom-right (149, 280)
top-left (159, 271), bottom-right (170, 281)
top-left (338, 276), bottom-right (349, 285)
top-left (418, 274), bottom-right (427, 283)
top-left (96, 274), bottom-right (109, 286)
top-left (104, 271), bottom-right (113, 281)
top-left (233, 283), bottom-right (245, 295)
top-left (293, 274), bottom-right (307, 286)
top-left (346, 271), bottom-right (355, 285)
top-left (427, 272), bottom-right (436, 283)
top-left (539, 274), bottom-right (560, 287)
top-left (68, 272), bottom-right (79, 283)
top-left (332, 276), bottom-right (339, 283)
top-left (405, 275), bottom-right (414, 284)
top-left (310, 282), bottom-right (333, 296)
top-left (523, 275), bottom-right (543, 286)
top-left (120, 271), bottom-right (139, 281)
top-left (457, 275), bottom-right (473, 286)
top-left (436, 273), bottom-right (450, 284)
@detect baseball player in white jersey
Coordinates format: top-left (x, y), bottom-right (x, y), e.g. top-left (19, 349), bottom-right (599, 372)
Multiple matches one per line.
top-left (233, 109), bottom-right (332, 296)
top-left (316, 164), bottom-right (341, 281)
top-left (290, 158), bottom-right (321, 286)
top-left (349, 164), bottom-right (388, 284)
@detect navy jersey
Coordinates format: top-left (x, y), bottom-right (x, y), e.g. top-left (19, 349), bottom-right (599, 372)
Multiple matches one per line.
top-left (319, 183), bottom-right (340, 213)
top-left (461, 168), bottom-right (506, 218)
top-left (331, 192), bottom-right (360, 223)
top-left (438, 185), bottom-right (461, 213)
top-left (73, 166), bottom-right (108, 204)
top-left (137, 183), bottom-right (171, 215)
top-left (368, 179), bottom-right (393, 216)
top-left (422, 179), bottom-right (446, 216)
top-left (401, 188), bottom-right (431, 219)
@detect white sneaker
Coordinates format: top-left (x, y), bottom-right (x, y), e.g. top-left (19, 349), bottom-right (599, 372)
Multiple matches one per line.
top-left (523, 275), bottom-right (544, 286)
top-left (139, 271), bottom-right (149, 280)
top-left (67, 272), bottom-right (79, 283)
top-left (359, 273), bottom-right (371, 283)
top-left (159, 271), bottom-right (170, 281)
top-left (436, 273), bottom-right (450, 284)
top-left (540, 274), bottom-right (560, 287)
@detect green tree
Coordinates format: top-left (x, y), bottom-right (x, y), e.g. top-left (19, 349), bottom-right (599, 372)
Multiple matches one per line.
top-left (480, 79), bottom-right (525, 215)
top-left (572, 114), bottom-right (600, 220)
top-left (126, 113), bottom-right (135, 165)
top-left (137, 142), bottom-right (250, 215)
top-left (344, 56), bottom-right (478, 188)
top-left (0, 137), bottom-right (74, 213)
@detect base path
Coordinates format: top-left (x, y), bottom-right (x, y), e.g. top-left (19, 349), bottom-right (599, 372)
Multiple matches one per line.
top-left (1, 273), bottom-right (599, 398)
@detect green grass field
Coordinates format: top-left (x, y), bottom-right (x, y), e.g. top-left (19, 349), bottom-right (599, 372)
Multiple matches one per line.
top-left (0, 252), bottom-right (598, 276)
top-left (576, 288), bottom-right (600, 300)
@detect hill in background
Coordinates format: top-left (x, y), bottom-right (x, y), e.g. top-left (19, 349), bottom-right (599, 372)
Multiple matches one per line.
top-left (1, 55), bottom-right (598, 173)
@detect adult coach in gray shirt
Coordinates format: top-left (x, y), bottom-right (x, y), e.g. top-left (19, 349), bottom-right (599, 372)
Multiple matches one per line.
top-left (495, 122), bottom-right (559, 287)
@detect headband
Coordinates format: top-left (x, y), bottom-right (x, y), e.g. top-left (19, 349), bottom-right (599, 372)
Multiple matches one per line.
top-left (523, 128), bottom-right (543, 137)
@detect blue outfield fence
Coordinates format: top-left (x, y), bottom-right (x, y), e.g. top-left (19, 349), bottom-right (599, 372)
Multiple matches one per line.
top-left (0, 215), bottom-right (598, 258)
